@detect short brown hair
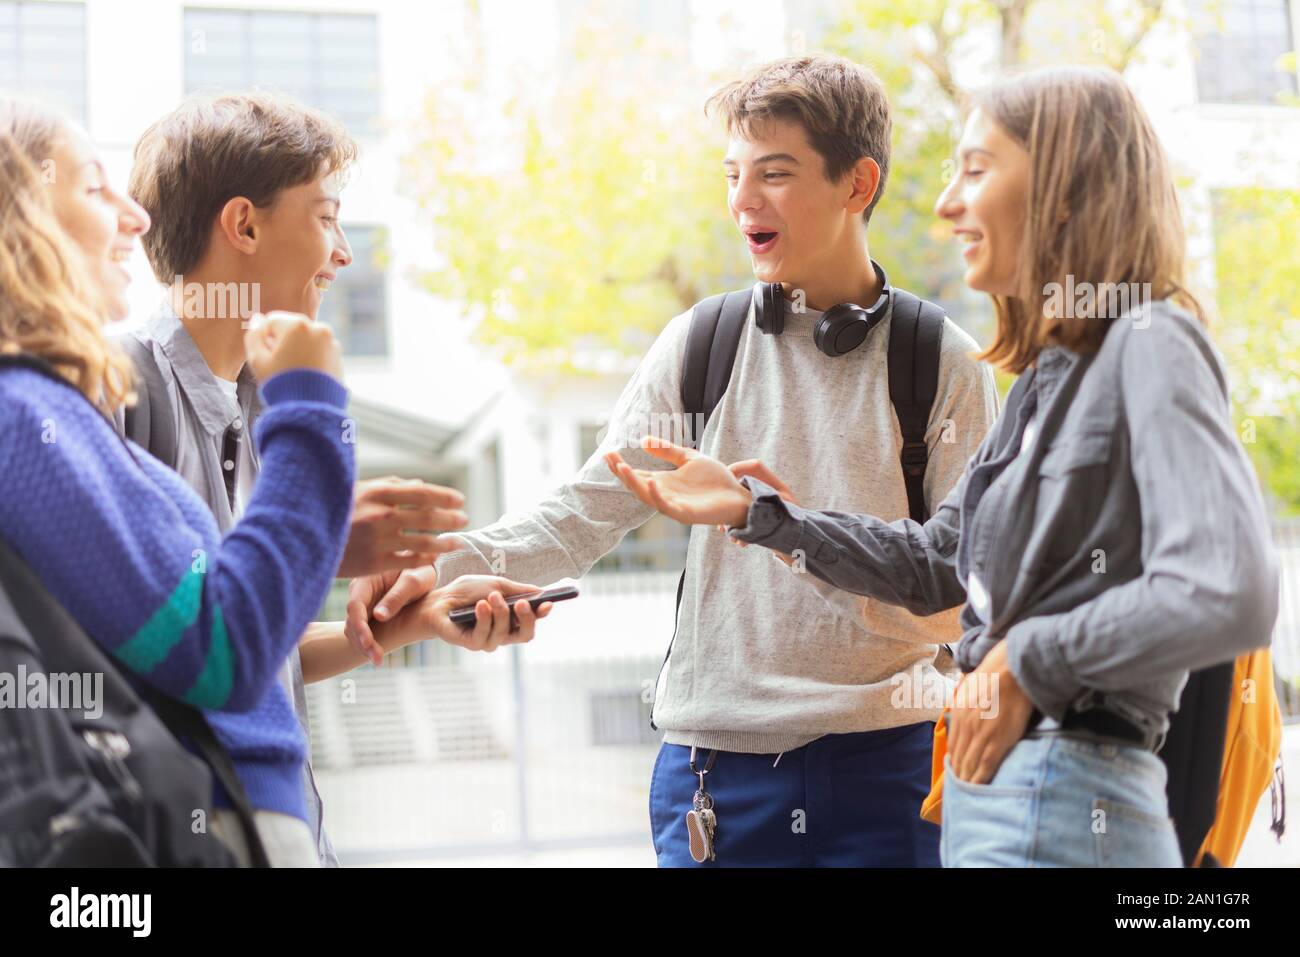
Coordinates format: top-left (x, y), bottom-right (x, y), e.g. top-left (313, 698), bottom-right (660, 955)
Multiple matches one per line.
top-left (129, 92), bottom-right (358, 282)
top-left (973, 66), bottom-right (1205, 375)
top-left (705, 54), bottom-right (892, 224)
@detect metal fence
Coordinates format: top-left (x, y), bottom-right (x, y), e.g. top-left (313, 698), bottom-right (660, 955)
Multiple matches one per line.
top-left (309, 519), bottom-right (1300, 863)
top-left (309, 570), bottom-right (676, 864)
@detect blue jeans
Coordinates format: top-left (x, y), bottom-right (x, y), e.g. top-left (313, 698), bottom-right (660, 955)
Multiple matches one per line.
top-left (941, 731), bottom-right (1182, 867)
top-left (649, 722), bottom-right (940, 867)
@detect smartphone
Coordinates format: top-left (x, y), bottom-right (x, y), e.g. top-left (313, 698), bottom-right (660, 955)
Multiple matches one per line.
top-left (448, 582), bottom-right (579, 628)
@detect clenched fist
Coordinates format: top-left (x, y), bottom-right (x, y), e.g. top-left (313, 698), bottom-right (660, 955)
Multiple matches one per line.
top-left (244, 310), bottom-right (343, 382)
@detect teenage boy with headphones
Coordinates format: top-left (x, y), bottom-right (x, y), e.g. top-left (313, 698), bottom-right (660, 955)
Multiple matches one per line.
top-left (346, 55), bottom-right (998, 866)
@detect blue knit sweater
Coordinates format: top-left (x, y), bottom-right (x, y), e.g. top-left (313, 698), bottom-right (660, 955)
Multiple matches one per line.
top-left (0, 361), bottom-right (355, 821)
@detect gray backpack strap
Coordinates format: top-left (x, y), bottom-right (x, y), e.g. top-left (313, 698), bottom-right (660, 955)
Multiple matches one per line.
top-left (117, 335), bottom-right (179, 469)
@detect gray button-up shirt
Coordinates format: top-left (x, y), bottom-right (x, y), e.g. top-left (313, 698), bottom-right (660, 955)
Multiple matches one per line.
top-left (115, 304), bottom-right (339, 866)
top-left (734, 298), bottom-right (1280, 740)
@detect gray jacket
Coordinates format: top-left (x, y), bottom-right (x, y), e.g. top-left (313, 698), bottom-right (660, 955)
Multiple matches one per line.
top-left (734, 299), bottom-right (1280, 741)
top-left (112, 306), bottom-right (339, 866)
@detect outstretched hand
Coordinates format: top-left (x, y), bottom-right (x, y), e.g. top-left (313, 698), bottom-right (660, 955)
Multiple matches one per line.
top-left (604, 437), bottom-right (752, 528)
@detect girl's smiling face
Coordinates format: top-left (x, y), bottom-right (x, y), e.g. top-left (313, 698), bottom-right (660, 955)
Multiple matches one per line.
top-left (934, 107), bottom-right (1031, 298)
top-left (47, 123), bottom-right (150, 322)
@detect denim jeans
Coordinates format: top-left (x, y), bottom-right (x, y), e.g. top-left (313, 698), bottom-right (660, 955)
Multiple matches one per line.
top-left (940, 730), bottom-right (1182, 867)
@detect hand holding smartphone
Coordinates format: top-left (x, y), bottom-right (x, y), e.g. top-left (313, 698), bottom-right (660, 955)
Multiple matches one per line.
top-left (448, 581), bottom-right (580, 628)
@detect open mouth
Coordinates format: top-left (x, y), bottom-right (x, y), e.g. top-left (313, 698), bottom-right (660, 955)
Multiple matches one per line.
top-left (313, 275), bottom-right (333, 292)
top-left (745, 229), bottom-right (779, 253)
top-left (954, 230), bottom-right (983, 262)
top-left (107, 247), bottom-right (132, 283)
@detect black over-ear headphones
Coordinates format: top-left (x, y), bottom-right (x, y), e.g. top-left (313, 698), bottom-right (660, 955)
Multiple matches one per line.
top-left (753, 260), bottom-right (892, 357)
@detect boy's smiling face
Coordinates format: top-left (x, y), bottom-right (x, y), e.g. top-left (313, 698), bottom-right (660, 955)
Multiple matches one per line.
top-left (245, 169), bottom-right (353, 319)
top-left (724, 117), bottom-right (869, 293)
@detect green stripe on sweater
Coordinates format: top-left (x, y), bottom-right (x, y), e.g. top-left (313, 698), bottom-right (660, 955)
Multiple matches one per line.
top-left (115, 567), bottom-right (203, 672)
top-left (115, 567), bottom-right (233, 709)
top-left (184, 607), bottom-right (234, 708)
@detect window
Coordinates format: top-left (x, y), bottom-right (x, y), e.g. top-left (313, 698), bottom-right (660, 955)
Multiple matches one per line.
top-left (183, 7), bottom-right (380, 131)
top-left (1193, 0), bottom-right (1298, 105)
top-left (0, 1), bottom-right (86, 123)
top-left (318, 224), bottom-right (389, 357)
top-left (579, 423), bottom-right (690, 573)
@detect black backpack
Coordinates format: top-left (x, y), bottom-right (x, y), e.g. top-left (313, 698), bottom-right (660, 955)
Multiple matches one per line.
top-left (0, 355), bottom-right (269, 866)
top-left (648, 286), bottom-right (946, 729)
top-left (1161, 662), bottom-right (1234, 865)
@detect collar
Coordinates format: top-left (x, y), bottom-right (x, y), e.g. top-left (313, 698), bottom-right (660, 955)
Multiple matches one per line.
top-left (1031, 345), bottom-right (1079, 406)
top-left (146, 301), bottom-right (262, 437)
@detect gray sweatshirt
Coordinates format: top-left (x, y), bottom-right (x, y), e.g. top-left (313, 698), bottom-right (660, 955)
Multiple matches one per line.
top-left (435, 286), bottom-right (999, 753)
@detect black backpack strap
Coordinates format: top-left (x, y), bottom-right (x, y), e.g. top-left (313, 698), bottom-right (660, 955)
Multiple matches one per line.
top-left (887, 290), bottom-right (945, 524)
top-left (141, 689), bottom-right (273, 868)
top-left (117, 335), bottom-right (179, 469)
top-left (681, 288), bottom-right (752, 446)
top-left (1159, 662), bottom-right (1233, 866)
top-left (651, 288), bottom-right (751, 730)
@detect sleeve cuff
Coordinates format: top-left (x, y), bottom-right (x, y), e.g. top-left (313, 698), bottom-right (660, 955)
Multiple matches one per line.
top-left (731, 477), bottom-right (805, 556)
top-left (1002, 617), bottom-right (1079, 721)
top-left (259, 369), bottom-right (349, 411)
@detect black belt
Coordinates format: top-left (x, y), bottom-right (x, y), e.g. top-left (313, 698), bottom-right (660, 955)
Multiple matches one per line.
top-left (1059, 707), bottom-right (1151, 749)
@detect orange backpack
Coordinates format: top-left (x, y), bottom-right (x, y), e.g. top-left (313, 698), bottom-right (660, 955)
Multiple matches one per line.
top-left (1194, 648), bottom-right (1285, 866)
top-left (921, 648), bottom-right (1285, 867)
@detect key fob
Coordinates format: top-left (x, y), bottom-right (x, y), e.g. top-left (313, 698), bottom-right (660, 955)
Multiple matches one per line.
top-left (686, 808), bottom-right (712, 863)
